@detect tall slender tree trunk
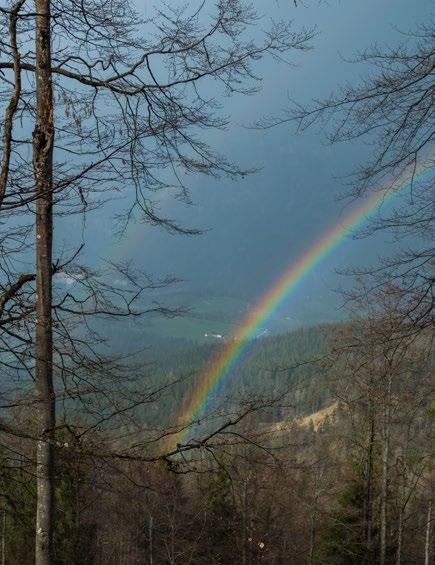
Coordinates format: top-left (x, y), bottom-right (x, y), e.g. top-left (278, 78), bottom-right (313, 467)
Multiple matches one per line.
top-left (309, 471), bottom-right (319, 565)
top-left (424, 498), bottom-right (432, 565)
top-left (241, 477), bottom-right (248, 565)
top-left (33, 0), bottom-right (55, 563)
top-left (149, 514), bottom-right (154, 565)
top-left (396, 501), bottom-right (403, 565)
top-left (1, 509), bottom-right (6, 565)
top-left (365, 406), bottom-right (375, 554)
top-left (380, 375), bottom-right (392, 565)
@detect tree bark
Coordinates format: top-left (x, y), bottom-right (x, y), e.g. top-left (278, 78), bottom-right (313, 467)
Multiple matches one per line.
top-left (365, 405), bottom-right (375, 553)
top-left (33, 0), bottom-right (55, 563)
top-left (309, 471), bottom-right (319, 565)
top-left (1, 509), bottom-right (6, 565)
top-left (424, 498), bottom-right (432, 565)
top-left (380, 375), bottom-right (392, 565)
top-left (241, 477), bottom-right (247, 565)
top-left (396, 502), bottom-right (403, 565)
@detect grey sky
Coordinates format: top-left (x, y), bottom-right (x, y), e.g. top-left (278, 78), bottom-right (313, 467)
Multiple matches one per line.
top-left (60, 0), bottom-right (434, 328)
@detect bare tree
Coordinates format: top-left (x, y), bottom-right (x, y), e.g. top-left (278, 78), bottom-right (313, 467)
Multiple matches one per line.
top-left (33, 1), bottom-right (55, 562)
top-left (0, 0), bottom-right (314, 561)
top-left (324, 282), bottom-right (433, 563)
top-left (260, 21), bottom-right (435, 330)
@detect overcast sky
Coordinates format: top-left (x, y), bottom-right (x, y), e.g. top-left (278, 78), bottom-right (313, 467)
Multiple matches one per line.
top-left (59, 0), bottom-right (434, 327)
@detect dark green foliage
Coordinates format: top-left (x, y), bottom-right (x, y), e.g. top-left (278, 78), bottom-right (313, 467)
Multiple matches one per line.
top-left (54, 445), bottom-right (96, 565)
top-left (205, 460), bottom-right (240, 564)
top-left (0, 435), bottom-right (96, 565)
top-left (0, 456), bottom-right (36, 564)
top-left (140, 324), bottom-right (333, 429)
top-left (319, 476), bottom-right (376, 565)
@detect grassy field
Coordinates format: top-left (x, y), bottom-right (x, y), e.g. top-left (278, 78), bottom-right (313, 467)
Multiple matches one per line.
top-left (145, 293), bottom-right (249, 342)
top-left (146, 315), bottom-right (234, 342)
top-left (145, 292), bottom-right (298, 342)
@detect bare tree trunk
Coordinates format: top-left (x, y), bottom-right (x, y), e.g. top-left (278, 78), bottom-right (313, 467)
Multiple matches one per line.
top-left (149, 514), bottom-right (154, 565)
top-left (308, 502), bottom-right (316, 565)
top-left (365, 407), bottom-right (375, 553)
top-left (380, 375), bottom-right (392, 565)
top-left (309, 471), bottom-right (319, 565)
top-left (33, 0), bottom-right (55, 563)
top-left (1, 509), bottom-right (6, 565)
top-left (396, 503), bottom-right (403, 565)
top-left (241, 477), bottom-right (248, 565)
top-left (424, 498), bottom-right (432, 565)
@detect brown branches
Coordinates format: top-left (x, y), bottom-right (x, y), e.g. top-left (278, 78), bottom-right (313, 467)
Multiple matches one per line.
top-left (259, 21), bottom-right (435, 335)
top-left (262, 23), bottom-right (435, 194)
top-left (0, 3), bottom-right (316, 557)
top-left (0, 272), bottom-right (35, 322)
top-left (0, 0), bottom-right (26, 209)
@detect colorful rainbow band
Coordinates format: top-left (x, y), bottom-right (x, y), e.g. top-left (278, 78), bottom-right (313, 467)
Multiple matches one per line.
top-left (173, 159), bottom-right (434, 446)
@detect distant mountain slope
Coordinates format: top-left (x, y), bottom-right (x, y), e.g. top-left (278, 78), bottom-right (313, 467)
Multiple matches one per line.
top-left (139, 323), bottom-right (337, 428)
top-left (272, 401), bottom-right (338, 434)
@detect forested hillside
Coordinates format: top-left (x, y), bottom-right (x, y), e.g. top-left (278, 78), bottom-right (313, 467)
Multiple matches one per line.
top-left (1, 317), bottom-right (432, 563)
top-left (0, 0), bottom-right (432, 563)
top-left (137, 324), bottom-right (333, 430)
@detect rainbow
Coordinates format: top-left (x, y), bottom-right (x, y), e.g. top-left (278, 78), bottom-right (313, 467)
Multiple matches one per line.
top-left (174, 159), bottom-right (434, 445)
